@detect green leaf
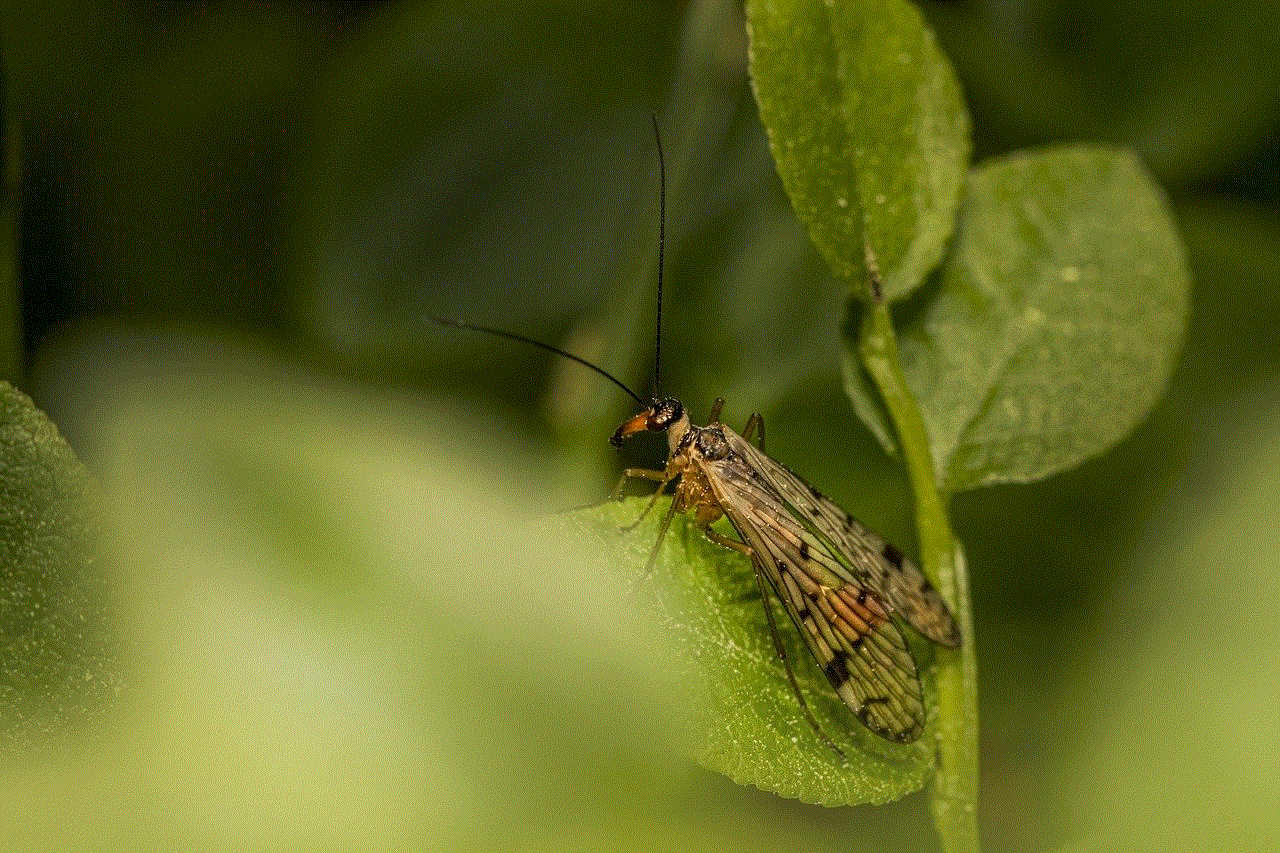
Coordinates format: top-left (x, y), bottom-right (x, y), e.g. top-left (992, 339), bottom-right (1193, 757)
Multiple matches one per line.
top-left (560, 496), bottom-right (936, 807)
top-left (746, 0), bottom-right (969, 299)
top-left (891, 146), bottom-right (1190, 495)
top-left (0, 381), bottom-right (119, 747)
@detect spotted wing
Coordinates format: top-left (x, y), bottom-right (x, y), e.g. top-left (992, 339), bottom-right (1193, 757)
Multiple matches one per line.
top-left (698, 446), bottom-right (926, 742)
top-left (728, 430), bottom-right (960, 648)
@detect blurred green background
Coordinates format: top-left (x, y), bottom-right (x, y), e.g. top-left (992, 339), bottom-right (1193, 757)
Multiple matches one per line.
top-left (2, 1), bottom-right (1278, 850)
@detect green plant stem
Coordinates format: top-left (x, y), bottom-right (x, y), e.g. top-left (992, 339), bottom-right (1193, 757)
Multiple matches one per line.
top-left (859, 299), bottom-right (978, 853)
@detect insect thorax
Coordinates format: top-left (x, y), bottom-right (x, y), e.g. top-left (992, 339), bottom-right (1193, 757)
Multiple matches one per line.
top-left (665, 423), bottom-right (730, 525)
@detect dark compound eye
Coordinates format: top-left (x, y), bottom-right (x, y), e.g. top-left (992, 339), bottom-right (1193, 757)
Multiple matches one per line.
top-left (647, 398), bottom-right (684, 430)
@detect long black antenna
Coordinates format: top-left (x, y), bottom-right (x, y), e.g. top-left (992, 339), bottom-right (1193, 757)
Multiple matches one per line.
top-left (428, 316), bottom-right (646, 406)
top-left (651, 113), bottom-right (665, 399)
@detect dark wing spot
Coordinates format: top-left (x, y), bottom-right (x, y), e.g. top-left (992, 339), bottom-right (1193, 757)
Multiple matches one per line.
top-left (798, 541), bottom-right (811, 560)
top-left (822, 652), bottom-right (852, 688)
top-left (856, 588), bottom-right (867, 606)
top-left (857, 696), bottom-right (890, 730)
top-left (809, 484), bottom-right (823, 499)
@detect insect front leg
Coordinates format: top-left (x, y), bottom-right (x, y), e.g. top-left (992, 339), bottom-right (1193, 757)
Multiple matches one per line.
top-left (702, 525), bottom-right (846, 759)
top-left (742, 412), bottom-right (766, 452)
top-left (611, 467), bottom-right (667, 500)
top-left (615, 466), bottom-right (676, 533)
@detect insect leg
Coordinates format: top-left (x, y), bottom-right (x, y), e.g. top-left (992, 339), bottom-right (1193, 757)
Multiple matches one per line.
top-left (707, 397), bottom-right (725, 423)
top-left (632, 496), bottom-right (681, 589)
top-left (618, 468), bottom-right (676, 533)
top-left (703, 527), bottom-right (846, 758)
top-left (611, 467), bottom-right (667, 501)
top-left (742, 412), bottom-right (766, 452)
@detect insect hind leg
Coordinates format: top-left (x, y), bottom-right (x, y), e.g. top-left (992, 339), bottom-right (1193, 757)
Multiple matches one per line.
top-left (702, 526), bottom-right (845, 759)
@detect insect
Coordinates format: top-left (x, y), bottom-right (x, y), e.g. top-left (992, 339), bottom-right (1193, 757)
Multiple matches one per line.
top-left (434, 118), bottom-right (959, 749)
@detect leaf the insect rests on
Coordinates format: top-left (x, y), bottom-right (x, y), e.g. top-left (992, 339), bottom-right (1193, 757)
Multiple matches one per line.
top-left (556, 497), bottom-right (937, 808)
